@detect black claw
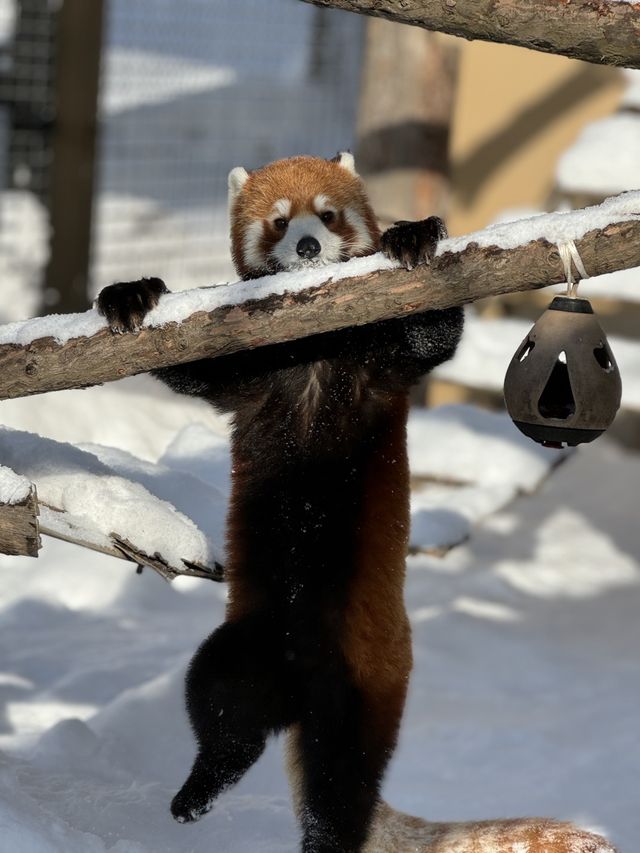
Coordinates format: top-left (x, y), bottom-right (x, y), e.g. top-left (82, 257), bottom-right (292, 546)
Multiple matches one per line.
top-left (95, 277), bottom-right (168, 334)
top-left (170, 763), bottom-right (217, 824)
top-left (171, 789), bottom-right (211, 824)
top-left (381, 216), bottom-right (447, 270)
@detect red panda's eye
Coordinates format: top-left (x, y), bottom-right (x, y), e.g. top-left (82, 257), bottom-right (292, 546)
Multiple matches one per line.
top-left (320, 210), bottom-right (335, 225)
top-left (273, 218), bottom-right (288, 232)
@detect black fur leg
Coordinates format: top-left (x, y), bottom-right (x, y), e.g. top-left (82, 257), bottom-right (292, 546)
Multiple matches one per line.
top-left (380, 216), bottom-right (448, 270)
top-left (171, 616), bottom-right (295, 825)
top-left (95, 277), bottom-right (168, 333)
top-left (171, 738), bottom-right (266, 823)
top-left (299, 728), bottom-right (383, 852)
top-left (297, 674), bottom-right (393, 853)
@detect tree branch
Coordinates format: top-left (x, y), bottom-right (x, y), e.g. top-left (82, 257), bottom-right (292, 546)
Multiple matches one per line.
top-left (38, 504), bottom-right (224, 581)
top-left (0, 195), bottom-right (638, 401)
top-left (300, 0), bottom-right (640, 70)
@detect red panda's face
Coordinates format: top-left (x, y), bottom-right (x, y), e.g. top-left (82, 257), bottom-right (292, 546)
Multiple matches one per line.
top-left (228, 154), bottom-right (381, 279)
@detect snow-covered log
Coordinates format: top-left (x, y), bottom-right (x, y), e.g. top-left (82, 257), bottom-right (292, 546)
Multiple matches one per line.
top-left (300, 0), bottom-right (640, 70)
top-left (0, 467), bottom-right (40, 557)
top-left (0, 192), bottom-right (638, 402)
top-left (0, 428), bottom-right (225, 580)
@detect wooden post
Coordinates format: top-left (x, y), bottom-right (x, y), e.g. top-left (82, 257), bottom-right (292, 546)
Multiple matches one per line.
top-left (0, 476), bottom-right (40, 557)
top-left (355, 18), bottom-right (459, 227)
top-left (44, 0), bottom-right (104, 314)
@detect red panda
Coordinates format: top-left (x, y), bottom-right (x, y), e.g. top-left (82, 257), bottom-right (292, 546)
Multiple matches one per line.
top-left (96, 153), bottom-right (618, 853)
top-left (96, 152), bottom-right (462, 853)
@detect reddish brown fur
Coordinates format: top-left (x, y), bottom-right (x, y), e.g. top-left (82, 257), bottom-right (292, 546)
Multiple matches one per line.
top-left (343, 394), bottom-right (413, 740)
top-left (230, 156), bottom-right (381, 278)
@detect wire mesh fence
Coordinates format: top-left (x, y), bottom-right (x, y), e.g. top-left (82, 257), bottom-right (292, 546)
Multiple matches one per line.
top-left (0, 0), bottom-right (56, 200)
top-left (0, 0), bottom-right (364, 322)
top-left (0, 0), bottom-right (54, 321)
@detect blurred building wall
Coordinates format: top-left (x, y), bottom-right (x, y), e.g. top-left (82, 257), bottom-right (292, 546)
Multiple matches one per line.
top-left (448, 39), bottom-right (624, 235)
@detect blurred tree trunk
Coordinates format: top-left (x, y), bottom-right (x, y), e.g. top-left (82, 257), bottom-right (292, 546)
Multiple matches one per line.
top-left (356, 18), bottom-right (460, 404)
top-left (355, 18), bottom-right (459, 227)
top-left (44, 0), bottom-right (104, 314)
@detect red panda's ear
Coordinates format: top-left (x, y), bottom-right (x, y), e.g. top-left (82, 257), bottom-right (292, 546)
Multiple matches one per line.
top-left (228, 167), bottom-right (250, 205)
top-left (331, 151), bottom-right (358, 177)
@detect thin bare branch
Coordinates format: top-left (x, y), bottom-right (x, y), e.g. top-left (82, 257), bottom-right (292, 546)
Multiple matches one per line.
top-left (38, 508), bottom-right (224, 582)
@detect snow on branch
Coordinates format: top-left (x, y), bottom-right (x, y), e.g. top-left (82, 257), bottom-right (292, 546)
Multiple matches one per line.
top-left (0, 428), bottom-right (225, 580)
top-left (300, 0), bottom-right (640, 70)
top-left (0, 192), bottom-right (638, 402)
top-left (0, 408), bottom-right (562, 568)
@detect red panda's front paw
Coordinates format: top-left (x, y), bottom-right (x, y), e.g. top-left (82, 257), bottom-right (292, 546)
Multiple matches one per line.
top-left (95, 277), bottom-right (168, 334)
top-left (380, 216), bottom-right (448, 271)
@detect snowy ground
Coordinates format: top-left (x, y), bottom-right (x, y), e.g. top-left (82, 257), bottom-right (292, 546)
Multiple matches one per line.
top-left (0, 374), bottom-right (638, 852)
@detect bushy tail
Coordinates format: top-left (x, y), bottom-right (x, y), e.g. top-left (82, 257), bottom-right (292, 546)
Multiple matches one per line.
top-left (362, 801), bottom-right (618, 853)
top-left (285, 734), bottom-right (616, 852)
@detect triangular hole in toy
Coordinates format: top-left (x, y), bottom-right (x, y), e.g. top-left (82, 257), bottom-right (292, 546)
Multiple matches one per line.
top-left (517, 339), bottom-right (535, 362)
top-left (538, 353), bottom-right (575, 420)
top-left (594, 343), bottom-right (613, 372)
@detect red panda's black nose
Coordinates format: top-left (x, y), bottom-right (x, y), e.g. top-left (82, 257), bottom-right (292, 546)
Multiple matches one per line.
top-left (296, 236), bottom-right (321, 259)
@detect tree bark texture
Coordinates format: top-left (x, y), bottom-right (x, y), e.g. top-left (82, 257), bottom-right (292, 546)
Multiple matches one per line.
top-left (300, 0), bottom-right (640, 70)
top-left (0, 481), bottom-right (41, 557)
top-left (0, 212), bottom-right (638, 402)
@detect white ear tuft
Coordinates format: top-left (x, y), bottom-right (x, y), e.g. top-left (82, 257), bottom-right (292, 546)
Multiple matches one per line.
top-left (228, 167), bottom-right (249, 203)
top-left (334, 151), bottom-right (357, 176)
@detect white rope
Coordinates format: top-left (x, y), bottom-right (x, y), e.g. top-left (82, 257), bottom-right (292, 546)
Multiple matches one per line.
top-left (558, 240), bottom-right (589, 297)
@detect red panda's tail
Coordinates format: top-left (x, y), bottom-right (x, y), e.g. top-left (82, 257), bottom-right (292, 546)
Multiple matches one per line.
top-left (362, 801), bottom-right (617, 853)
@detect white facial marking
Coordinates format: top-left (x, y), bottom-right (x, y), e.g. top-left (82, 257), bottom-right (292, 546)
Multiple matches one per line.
top-left (344, 207), bottom-right (375, 254)
top-left (313, 194), bottom-right (336, 216)
top-left (270, 214), bottom-right (344, 271)
top-left (271, 198), bottom-right (292, 220)
top-left (243, 220), bottom-right (265, 271)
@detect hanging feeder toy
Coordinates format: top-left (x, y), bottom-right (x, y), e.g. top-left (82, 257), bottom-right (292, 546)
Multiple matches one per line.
top-left (503, 243), bottom-right (622, 449)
